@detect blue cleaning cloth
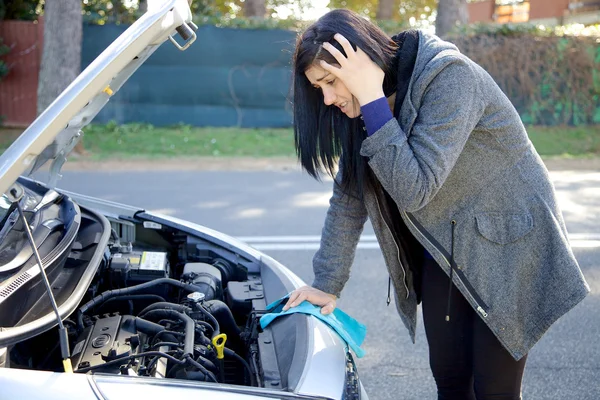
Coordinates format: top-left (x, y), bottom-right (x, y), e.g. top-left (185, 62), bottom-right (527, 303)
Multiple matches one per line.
top-left (259, 294), bottom-right (367, 358)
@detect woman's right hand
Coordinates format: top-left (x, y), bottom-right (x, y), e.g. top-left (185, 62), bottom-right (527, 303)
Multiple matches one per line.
top-left (283, 286), bottom-right (337, 315)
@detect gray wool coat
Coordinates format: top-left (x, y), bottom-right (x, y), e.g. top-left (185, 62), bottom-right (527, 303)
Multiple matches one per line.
top-left (311, 32), bottom-right (590, 361)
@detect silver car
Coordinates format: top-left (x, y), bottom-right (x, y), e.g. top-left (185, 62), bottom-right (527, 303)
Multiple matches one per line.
top-left (0, 1), bottom-right (367, 398)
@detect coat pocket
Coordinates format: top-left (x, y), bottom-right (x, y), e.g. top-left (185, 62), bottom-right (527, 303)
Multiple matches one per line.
top-left (475, 212), bottom-right (533, 245)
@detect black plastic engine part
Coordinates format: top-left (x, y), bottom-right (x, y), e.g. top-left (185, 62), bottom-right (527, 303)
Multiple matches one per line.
top-left (182, 262), bottom-right (222, 301)
top-left (72, 315), bottom-right (140, 374)
top-left (226, 280), bottom-right (264, 317)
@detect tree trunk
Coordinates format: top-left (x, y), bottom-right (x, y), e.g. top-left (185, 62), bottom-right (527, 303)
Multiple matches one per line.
top-left (37, 0), bottom-right (82, 115)
top-left (111, 0), bottom-right (125, 24)
top-left (435, 0), bottom-right (468, 38)
top-left (243, 0), bottom-right (266, 18)
top-left (139, 0), bottom-right (148, 14)
top-left (376, 0), bottom-right (395, 20)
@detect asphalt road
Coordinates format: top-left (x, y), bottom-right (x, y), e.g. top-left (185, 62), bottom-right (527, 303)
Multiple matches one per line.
top-left (54, 166), bottom-right (600, 400)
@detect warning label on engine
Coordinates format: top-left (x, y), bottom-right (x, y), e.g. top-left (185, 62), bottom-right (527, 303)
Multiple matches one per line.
top-left (140, 252), bottom-right (167, 271)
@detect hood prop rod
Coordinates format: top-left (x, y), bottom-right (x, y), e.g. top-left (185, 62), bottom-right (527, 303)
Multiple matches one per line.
top-left (8, 185), bottom-right (73, 373)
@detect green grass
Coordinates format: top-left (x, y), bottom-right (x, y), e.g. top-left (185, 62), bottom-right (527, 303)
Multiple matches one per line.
top-left (80, 122), bottom-right (296, 159)
top-left (1, 124), bottom-right (600, 159)
top-left (526, 125), bottom-right (600, 157)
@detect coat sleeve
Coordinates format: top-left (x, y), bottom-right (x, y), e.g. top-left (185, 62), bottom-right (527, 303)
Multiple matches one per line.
top-left (360, 58), bottom-right (484, 212)
top-left (312, 167), bottom-right (369, 298)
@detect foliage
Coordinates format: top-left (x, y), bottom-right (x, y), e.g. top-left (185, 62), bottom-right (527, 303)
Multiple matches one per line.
top-left (0, 0), bottom-right (434, 28)
top-left (376, 19), bottom-right (412, 34)
top-left (453, 21), bottom-right (600, 37)
top-left (447, 24), bottom-right (600, 126)
top-left (0, 0), bottom-right (43, 20)
top-left (82, 0), bottom-right (136, 25)
top-left (328, 0), bottom-right (435, 22)
top-left (77, 0), bottom-right (435, 27)
top-left (81, 0), bottom-right (314, 25)
top-left (192, 14), bottom-right (310, 30)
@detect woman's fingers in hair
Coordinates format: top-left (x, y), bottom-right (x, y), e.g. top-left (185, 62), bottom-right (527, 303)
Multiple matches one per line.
top-left (322, 33), bottom-right (354, 65)
top-left (320, 32), bottom-right (385, 106)
top-left (321, 42), bottom-right (347, 69)
top-left (332, 33), bottom-right (355, 57)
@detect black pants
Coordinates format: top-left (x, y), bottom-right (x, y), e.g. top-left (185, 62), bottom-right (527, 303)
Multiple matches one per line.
top-left (421, 258), bottom-right (528, 400)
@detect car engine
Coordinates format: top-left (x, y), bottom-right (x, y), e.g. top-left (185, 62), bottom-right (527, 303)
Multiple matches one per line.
top-left (6, 222), bottom-right (271, 388)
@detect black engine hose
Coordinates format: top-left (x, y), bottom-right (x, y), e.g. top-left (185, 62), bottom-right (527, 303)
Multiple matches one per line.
top-left (96, 294), bottom-right (167, 314)
top-left (153, 330), bottom-right (185, 344)
top-left (204, 300), bottom-right (242, 336)
top-left (151, 341), bottom-right (181, 350)
top-left (138, 302), bottom-right (190, 317)
top-left (77, 278), bottom-right (206, 330)
top-left (157, 319), bottom-right (180, 327)
top-left (194, 328), bottom-right (212, 346)
top-left (204, 300), bottom-right (243, 348)
top-left (141, 309), bottom-right (195, 357)
top-left (185, 355), bottom-right (218, 382)
top-left (134, 317), bottom-right (166, 336)
top-left (167, 360), bottom-right (216, 382)
top-left (193, 303), bottom-right (220, 337)
top-left (167, 363), bottom-right (198, 380)
top-left (195, 354), bottom-right (217, 372)
top-left (195, 320), bottom-right (214, 334)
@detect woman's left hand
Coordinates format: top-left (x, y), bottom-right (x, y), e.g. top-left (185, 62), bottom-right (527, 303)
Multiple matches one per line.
top-left (321, 33), bottom-right (386, 106)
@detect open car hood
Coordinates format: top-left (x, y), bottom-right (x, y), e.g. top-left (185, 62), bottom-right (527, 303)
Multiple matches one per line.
top-left (0, 0), bottom-right (196, 196)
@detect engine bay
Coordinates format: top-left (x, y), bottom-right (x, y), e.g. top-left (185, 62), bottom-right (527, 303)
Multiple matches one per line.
top-left (1, 182), bottom-right (286, 389)
top-left (67, 254), bottom-right (264, 386)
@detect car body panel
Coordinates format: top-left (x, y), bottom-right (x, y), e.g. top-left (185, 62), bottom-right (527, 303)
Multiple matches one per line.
top-left (0, 367), bottom-right (335, 399)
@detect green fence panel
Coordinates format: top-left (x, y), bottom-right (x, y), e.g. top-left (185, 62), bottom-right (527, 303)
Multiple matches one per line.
top-left (82, 24), bottom-right (297, 127)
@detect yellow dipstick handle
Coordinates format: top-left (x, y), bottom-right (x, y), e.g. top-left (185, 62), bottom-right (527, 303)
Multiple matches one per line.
top-left (63, 358), bottom-right (73, 373)
top-left (212, 334), bottom-right (227, 360)
top-left (103, 86), bottom-right (113, 96)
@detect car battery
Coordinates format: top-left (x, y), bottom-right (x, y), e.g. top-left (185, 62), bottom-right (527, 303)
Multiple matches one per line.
top-left (109, 251), bottom-right (170, 288)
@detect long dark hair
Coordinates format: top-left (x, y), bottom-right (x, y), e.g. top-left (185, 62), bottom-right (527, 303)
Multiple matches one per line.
top-left (292, 9), bottom-right (398, 199)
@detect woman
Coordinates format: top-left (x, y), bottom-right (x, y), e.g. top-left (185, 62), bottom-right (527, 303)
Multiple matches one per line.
top-left (282, 8), bottom-right (589, 400)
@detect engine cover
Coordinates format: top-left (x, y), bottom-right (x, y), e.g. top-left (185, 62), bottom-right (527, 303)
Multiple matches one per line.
top-left (72, 315), bottom-right (141, 374)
